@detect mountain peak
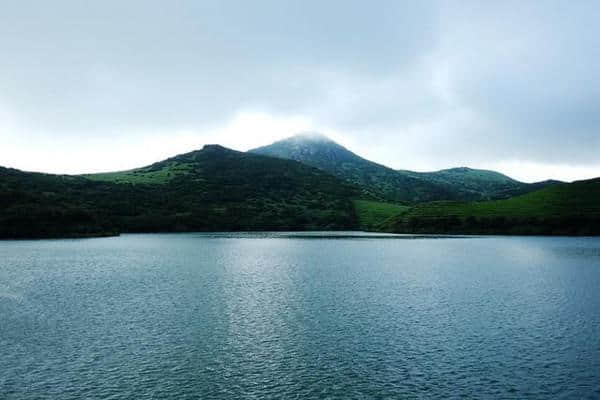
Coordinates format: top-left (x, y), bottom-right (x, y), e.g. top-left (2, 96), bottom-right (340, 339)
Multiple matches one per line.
top-left (251, 133), bottom-right (358, 165)
top-left (201, 144), bottom-right (230, 152)
top-left (290, 132), bottom-right (332, 143)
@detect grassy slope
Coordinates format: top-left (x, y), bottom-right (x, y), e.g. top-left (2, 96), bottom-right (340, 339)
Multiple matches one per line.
top-left (402, 167), bottom-right (529, 199)
top-left (353, 200), bottom-right (409, 231)
top-left (381, 178), bottom-right (600, 235)
top-left (84, 163), bottom-right (193, 184)
top-left (0, 146), bottom-right (361, 238)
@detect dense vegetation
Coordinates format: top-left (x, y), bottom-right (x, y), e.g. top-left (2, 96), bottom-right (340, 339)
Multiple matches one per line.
top-left (0, 146), bottom-right (359, 238)
top-left (251, 133), bottom-right (558, 202)
top-left (381, 178), bottom-right (600, 235)
top-left (0, 168), bottom-right (120, 238)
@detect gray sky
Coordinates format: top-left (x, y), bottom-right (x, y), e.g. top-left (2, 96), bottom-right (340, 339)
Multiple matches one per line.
top-left (1, 0), bottom-right (599, 182)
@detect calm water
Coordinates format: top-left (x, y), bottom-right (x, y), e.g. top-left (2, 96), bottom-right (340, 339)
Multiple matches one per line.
top-left (1, 233), bottom-right (600, 399)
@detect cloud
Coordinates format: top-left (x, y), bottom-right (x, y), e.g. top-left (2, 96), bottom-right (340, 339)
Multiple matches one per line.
top-left (0, 1), bottom-right (598, 180)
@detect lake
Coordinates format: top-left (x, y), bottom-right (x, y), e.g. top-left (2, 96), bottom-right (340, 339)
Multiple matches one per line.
top-left (1, 233), bottom-right (600, 399)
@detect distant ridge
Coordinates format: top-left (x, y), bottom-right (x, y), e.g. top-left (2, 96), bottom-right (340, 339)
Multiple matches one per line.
top-left (251, 133), bottom-right (558, 202)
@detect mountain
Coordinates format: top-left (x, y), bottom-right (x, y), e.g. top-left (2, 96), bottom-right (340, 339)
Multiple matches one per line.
top-left (380, 178), bottom-right (600, 235)
top-left (0, 145), bottom-right (359, 238)
top-left (251, 133), bottom-right (452, 202)
top-left (401, 167), bottom-right (524, 198)
top-left (1, 138), bottom-right (590, 239)
top-left (250, 133), bottom-right (559, 202)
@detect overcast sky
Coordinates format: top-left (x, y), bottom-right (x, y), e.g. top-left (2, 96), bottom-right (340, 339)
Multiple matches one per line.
top-left (1, 1), bottom-right (599, 182)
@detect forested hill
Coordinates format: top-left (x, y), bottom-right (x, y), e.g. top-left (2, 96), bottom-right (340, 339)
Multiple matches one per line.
top-left (0, 146), bottom-right (359, 238)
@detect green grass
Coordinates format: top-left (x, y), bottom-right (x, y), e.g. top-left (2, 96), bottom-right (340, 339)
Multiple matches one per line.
top-left (84, 162), bottom-right (192, 184)
top-left (381, 178), bottom-right (600, 235)
top-left (407, 179), bottom-right (600, 218)
top-left (353, 200), bottom-right (409, 230)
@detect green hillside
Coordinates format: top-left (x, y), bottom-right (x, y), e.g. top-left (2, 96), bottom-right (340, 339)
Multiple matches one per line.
top-left (250, 133), bottom-right (556, 202)
top-left (84, 162), bottom-right (193, 184)
top-left (353, 200), bottom-right (409, 231)
top-left (251, 133), bottom-right (457, 202)
top-left (2, 139), bottom-right (596, 238)
top-left (402, 167), bottom-right (557, 199)
top-left (0, 145), bottom-right (360, 238)
top-left (0, 168), bottom-right (120, 238)
top-left (381, 178), bottom-right (600, 235)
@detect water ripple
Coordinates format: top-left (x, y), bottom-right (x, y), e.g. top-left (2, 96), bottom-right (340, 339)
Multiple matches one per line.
top-left (1, 234), bottom-right (599, 399)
